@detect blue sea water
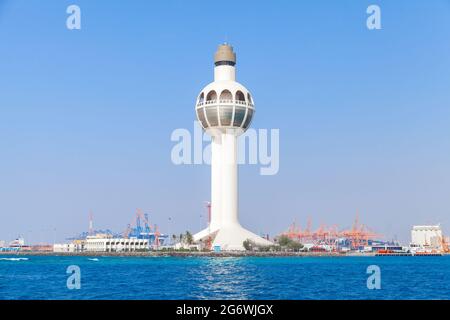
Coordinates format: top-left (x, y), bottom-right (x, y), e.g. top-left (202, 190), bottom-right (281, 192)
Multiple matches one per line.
top-left (0, 255), bottom-right (449, 300)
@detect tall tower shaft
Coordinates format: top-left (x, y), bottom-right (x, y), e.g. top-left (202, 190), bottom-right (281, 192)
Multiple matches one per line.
top-left (193, 44), bottom-right (271, 250)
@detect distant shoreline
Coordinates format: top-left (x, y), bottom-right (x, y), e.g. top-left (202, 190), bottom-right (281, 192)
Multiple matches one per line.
top-left (1, 251), bottom-right (376, 258)
top-left (1, 251), bottom-right (449, 258)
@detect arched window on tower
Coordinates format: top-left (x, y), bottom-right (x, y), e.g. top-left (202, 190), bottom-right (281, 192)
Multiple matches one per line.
top-left (198, 92), bottom-right (205, 105)
top-left (247, 93), bottom-right (253, 105)
top-left (206, 90), bottom-right (217, 103)
top-left (219, 90), bottom-right (233, 102)
top-left (235, 91), bottom-right (246, 104)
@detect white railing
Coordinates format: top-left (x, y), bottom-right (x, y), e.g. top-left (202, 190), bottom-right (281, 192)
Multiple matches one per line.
top-left (196, 100), bottom-right (254, 107)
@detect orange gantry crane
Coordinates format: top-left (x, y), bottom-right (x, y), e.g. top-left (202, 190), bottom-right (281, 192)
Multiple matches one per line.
top-left (439, 235), bottom-right (449, 253)
top-left (340, 214), bottom-right (380, 249)
top-left (205, 201), bottom-right (212, 250)
top-left (154, 224), bottom-right (160, 248)
top-left (282, 214), bottom-right (382, 250)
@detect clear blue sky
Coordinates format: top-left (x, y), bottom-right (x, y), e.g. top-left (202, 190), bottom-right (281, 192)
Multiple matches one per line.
top-left (0, 0), bottom-right (449, 244)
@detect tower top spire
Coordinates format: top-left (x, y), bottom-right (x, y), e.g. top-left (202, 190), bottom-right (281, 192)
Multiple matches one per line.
top-left (214, 43), bottom-right (236, 66)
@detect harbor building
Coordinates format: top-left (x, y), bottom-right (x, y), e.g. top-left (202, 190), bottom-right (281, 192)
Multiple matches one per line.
top-left (53, 237), bottom-right (150, 253)
top-left (54, 233), bottom-right (151, 253)
top-left (53, 241), bottom-right (84, 253)
top-left (85, 237), bottom-right (149, 252)
top-left (411, 225), bottom-right (443, 249)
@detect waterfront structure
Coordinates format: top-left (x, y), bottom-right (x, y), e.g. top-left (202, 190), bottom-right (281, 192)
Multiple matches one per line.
top-left (0, 238), bottom-right (25, 252)
top-left (85, 236), bottom-right (149, 252)
top-left (411, 225), bottom-right (443, 249)
top-left (0, 240), bottom-right (20, 252)
top-left (27, 245), bottom-right (53, 252)
top-left (53, 236), bottom-right (150, 253)
top-left (193, 44), bottom-right (272, 251)
top-left (53, 242), bottom-right (83, 253)
top-left (9, 237), bottom-right (25, 247)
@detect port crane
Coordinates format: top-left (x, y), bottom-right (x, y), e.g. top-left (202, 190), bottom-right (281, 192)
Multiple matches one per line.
top-left (123, 208), bottom-right (153, 239)
top-left (439, 235), bottom-right (449, 253)
top-left (89, 211), bottom-right (94, 236)
top-left (205, 201), bottom-right (212, 250)
top-left (282, 214), bottom-right (382, 251)
top-left (123, 209), bottom-right (168, 248)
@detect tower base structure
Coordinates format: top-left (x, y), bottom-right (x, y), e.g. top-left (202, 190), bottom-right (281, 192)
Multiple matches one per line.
top-left (194, 225), bottom-right (272, 251)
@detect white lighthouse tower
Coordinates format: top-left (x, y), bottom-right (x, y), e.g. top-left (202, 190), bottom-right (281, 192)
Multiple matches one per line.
top-left (193, 44), bottom-right (272, 251)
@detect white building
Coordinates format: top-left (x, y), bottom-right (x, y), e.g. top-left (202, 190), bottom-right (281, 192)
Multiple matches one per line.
top-left (411, 225), bottom-right (443, 249)
top-left (85, 237), bottom-right (149, 252)
top-left (193, 44), bottom-right (272, 251)
top-left (54, 243), bottom-right (77, 253)
top-left (53, 234), bottom-right (151, 253)
top-left (54, 239), bottom-right (85, 253)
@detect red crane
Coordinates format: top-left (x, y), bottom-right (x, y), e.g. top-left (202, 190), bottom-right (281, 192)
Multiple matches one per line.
top-left (205, 201), bottom-right (212, 250)
top-left (89, 210), bottom-right (94, 235)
